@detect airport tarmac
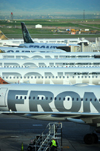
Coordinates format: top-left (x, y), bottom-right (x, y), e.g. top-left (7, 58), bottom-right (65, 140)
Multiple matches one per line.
top-left (0, 114), bottom-right (100, 151)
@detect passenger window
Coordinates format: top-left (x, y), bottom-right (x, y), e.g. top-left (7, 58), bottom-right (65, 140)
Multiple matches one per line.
top-left (16, 96), bottom-right (18, 99)
top-left (24, 96), bottom-right (26, 99)
top-left (33, 96), bottom-right (35, 99)
top-left (94, 98), bottom-right (97, 101)
top-left (50, 97), bottom-right (52, 100)
top-left (20, 96), bottom-right (22, 99)
top-left (76, 98), bottom-right (79, 101)
top-left (29, 96), bottom-right (31, 99)
top-left (67, 97), bottom-right (70, 101)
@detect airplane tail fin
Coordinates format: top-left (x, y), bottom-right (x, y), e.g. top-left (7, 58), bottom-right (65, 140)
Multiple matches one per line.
top-left (0, 30), bottom-right (8, 40)
top-left (21, 22), bottom-right (34, 43)
top-left (0, 77), bottom-right (9, 84)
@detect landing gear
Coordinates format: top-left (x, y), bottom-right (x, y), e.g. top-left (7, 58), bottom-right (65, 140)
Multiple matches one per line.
top-left (84, 133), bottom-right (98, 144)
top-left (92, 133), bottom-right (98, 144)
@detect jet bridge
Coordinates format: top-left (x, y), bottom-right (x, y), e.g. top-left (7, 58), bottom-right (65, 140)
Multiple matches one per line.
top-left (27, 122), bottom-right (62, 151)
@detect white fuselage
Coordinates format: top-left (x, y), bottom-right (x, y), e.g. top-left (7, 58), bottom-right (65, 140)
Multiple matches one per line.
top-left (0, 46), bottom-right (63, 53)
top-left (1, 58), bottom-right (100, 68)
top-left (0, 38), bottom-right (87, 47)
top-left (0, 67), bottom-right (100, 85)
top-left (0, 52), bottom-right (100, 59)
top-left (0, 83), bottom-right (100, 115)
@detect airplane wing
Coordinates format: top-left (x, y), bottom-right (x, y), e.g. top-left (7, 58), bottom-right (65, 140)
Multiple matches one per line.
top-left (0, 111), bottom-right (100, 125)
top-left (0, 111), bottom-right (100, 128)
top-left (1, 111), bottom-right (100, 116)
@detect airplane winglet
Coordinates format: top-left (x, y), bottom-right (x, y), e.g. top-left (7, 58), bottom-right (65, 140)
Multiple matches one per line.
top-left (21, 22), bottom-right (34, 43)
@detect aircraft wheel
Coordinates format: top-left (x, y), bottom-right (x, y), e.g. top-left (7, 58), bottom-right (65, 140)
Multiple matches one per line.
top-left (84, 134), bottom-right (94, 144)
top-left (92, 133), bottom-right (98, 144)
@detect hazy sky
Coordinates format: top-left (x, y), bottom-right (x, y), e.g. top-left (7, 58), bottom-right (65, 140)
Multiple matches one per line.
top-left (0, 0), bottom-right (100, 16)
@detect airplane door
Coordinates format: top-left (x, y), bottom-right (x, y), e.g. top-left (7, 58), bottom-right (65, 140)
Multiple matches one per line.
top-left (0, 88), bottom-right (7, 106)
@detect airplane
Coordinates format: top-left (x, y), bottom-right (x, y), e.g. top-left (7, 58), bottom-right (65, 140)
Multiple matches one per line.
top-left (0, 52), bottom-right (100, 59)
top-left (0, 22), bottom-right (89, 52)
top-left (21, 22), bottom-right (89, 45)
top-left (0, 23), bottom-right (67, 49)
top-left (19, 22), bottom-right (79, 49)
top-left (0, 27), bottom-right (89, 47)
top-left (0, 83), bottom-right (100, 144)
top-left (0, 37), bottom-right (83, 47)
top-left (1, 58), bottom-right (100, 68)
top-left (0, 67), bottom-right (100, 85)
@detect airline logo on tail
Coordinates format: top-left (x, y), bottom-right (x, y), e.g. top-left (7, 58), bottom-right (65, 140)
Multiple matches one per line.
top-left (0, 30), bottom-right (8, 40)
top-left (21, 22), bottom-right (34, 43)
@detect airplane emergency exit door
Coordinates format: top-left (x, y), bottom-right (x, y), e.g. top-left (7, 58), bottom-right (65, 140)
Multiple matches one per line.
top-left (0, 88), bottom-right (7, 106)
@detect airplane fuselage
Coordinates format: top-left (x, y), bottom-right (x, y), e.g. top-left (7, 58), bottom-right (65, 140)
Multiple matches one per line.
top-left (0, 67), bottom-right (100, 85)
top-left (1, 58), bottom-right (100, 68)
top-left (0, 84), bottom-right (100, 115)
top-left (0, 52), bottom-right (100, 59)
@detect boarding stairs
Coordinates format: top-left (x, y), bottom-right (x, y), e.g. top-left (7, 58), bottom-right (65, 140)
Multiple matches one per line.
top-left (34, 122), bottom-right (62, 151)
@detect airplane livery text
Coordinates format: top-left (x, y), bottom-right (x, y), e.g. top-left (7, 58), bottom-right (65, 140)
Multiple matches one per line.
top-left (29, 45), bottom-right (57, 49)
top-left (8, 90), bottom-right (100, 113)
